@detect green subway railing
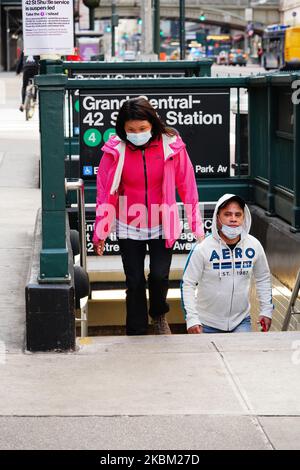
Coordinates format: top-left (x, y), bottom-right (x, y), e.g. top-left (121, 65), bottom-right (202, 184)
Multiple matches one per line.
top-left (248, 73), bottom-right (300, 231)
top-left (62, 59), bottom-right (213, 78)
top-left (36, 66), bottom-right (300, 281)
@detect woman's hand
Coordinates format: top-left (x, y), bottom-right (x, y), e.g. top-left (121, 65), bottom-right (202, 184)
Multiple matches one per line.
top-left (187, 325), bottom-right (203, 334)
top-left (94, 240), bottom-right (105, 256)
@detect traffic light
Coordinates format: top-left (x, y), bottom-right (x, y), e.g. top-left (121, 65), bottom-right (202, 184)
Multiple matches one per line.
top-left (199, 12), bottom-right (206, 22)
top-left (105, 25), bottom-right (111, 33)
top-left (138, 18), bottom-right (142, 25)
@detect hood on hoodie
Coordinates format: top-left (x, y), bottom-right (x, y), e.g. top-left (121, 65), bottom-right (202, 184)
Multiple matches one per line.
top-left (211, 193), bottom-right (251, 242)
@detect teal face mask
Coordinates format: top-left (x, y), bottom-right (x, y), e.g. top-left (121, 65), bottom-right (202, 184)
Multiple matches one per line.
top-left (221, 224), bottom-right (243, 240)
top-left (126, 130), bottom-right (152, 146)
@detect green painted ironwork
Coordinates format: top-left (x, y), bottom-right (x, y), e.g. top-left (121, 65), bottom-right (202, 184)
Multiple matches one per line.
top-left (36, 65), bottom-right (300, 281)
top-left (292, 84), bottom-right (300, 232)
top-left (35, 73), bottom-right (70, 282)
top-left (266, 77), bottom-right (276, 216)
top-left (62, 59), bottom-right (213, 77)
top-left (248, 73), bottom-right (300, 231)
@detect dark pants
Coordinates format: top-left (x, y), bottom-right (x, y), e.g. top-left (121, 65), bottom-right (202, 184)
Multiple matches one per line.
top-left (21, 66), bottom-right (38, 104)
top-left (118, 238), bottom-right (173, 335)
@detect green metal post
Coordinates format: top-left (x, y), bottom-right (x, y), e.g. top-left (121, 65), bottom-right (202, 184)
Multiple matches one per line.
top-left (291, 91), bottom-right (300, 232)
top-left (153, 0), bottom-right (160, 56)
top-left (89, 7), bottom-right (95, 31)
top-left (111, 0), bottom-right (116, 57)
top-left (236, 87), bottom-right (241, 177)
top-left (35, 73), bottom-right (70, 282)
top-left (247, 84), bottom-right (254, 203)
top-left (39, 59), bottom-right (64, 75)
top-left (266, 79), bottom-right (276, 216)
top-left (194, 60), bottom-right (212, 77)
top-left (179, 0), bottom-right (185, 60)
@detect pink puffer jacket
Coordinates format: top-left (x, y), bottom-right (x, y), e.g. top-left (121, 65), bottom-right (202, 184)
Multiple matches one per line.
top-left (93, 133), bottom-right (204, 248)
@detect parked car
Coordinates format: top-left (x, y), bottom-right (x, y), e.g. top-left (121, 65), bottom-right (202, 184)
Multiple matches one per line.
top-left (187, 48), bottom-right (206, 61)
top-left (123, 50), bottom-right (136, 61)
top-left (228, 49), bottom-right (248, 66)
top-left (169, 49), bottom-right (180, 60)
top-left (217, 50), bottom-right (229, 65)
top-left (65, 47), bottom-right (81, 61)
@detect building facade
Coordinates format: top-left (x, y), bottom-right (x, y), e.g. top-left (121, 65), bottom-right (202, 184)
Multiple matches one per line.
top-left (280, 0), bottom-right (300, 25)
top-left (0, 0), bottom-right (22, 71)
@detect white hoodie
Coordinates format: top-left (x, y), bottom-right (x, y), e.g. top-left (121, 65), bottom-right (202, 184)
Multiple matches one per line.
top-left (181, 194), bottom-right (273, 331)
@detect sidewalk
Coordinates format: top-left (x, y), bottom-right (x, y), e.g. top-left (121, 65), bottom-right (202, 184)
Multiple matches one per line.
top-left (0, 74), bottom-right (300, 450)
top-left (0, 73), bottom-right (40, 352)
top-left (0, 333), bottom-right (300, 450)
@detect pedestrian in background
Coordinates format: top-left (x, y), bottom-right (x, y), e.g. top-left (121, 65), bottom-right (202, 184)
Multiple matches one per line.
top-left (93, 97), bottom-right (204, 336)
top-left (257, 46), bottom-right (263, 67)
top-left (16, 51), bottom-right (39, 112)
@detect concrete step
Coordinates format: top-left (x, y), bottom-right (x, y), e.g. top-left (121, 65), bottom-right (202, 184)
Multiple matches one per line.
top-left (84, 277), bottom-right (300, 332)
top-left (87, 288), bottom-right (184, 328)
top-left (87, 253), bottom-right (188, 283)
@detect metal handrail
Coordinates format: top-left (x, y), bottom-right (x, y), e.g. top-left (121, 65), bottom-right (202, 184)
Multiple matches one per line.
top-left (65, 178), bottom-right (88, 337)
top-left (65, 178), bottom-right (87, 271)
top-left (282, 269), bottom-right (300, 331)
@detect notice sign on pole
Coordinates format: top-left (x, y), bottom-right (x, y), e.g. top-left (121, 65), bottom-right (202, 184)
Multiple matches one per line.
top-left (22, 0), bottom-right (74, 55)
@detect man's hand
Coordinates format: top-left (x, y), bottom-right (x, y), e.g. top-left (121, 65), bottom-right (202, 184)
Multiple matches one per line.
top-left (94, 240), bottom-right (105, 256)
top-left (187, 325), bottom-right (203, 334)
top-left (258, 316), bottom-right (272, 332)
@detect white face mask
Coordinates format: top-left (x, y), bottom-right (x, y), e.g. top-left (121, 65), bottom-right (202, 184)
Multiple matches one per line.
top-left (221, 224), bottom-right (243, 240)
top-left (126, 130), bottom-right (152, 147)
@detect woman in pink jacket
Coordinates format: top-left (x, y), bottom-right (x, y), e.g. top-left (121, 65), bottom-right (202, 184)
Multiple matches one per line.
top-left (93, 97), bottom-right (204, 336)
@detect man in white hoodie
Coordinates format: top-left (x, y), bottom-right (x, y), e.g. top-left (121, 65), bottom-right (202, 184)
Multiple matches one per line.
top-left (181, 194), bottom-right (273, 333)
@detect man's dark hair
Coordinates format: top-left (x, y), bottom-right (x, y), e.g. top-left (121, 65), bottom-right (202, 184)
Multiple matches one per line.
top-left (218, 196), bottom-right (245, 213)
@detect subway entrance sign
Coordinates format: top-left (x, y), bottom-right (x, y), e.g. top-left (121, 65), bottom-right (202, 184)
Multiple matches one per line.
top-left (79, 88), bottom-right (230, 180)
top-left (67, 60), bottom-right (212, 136)
top-left (85, 202), bottom-right (216, 256)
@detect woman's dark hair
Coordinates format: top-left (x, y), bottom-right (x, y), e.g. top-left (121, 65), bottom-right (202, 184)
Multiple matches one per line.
top-left (115, 96), bottom-right (177, 141)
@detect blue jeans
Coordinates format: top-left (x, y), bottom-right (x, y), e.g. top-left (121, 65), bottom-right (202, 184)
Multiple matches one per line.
top-left (202, 316), bottom-right (252, 334)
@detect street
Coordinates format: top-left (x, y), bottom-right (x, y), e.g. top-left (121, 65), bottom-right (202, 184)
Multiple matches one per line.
top-left (212, 63), bottom-right (265, 77)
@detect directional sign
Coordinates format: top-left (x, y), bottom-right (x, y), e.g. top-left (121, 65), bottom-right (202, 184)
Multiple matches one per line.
top-left (85, 202), bottom-right (216, 256)
top-left (70, 68), bottom-right (193, 137)
top-left (79, 88), bottom-right (230, 181)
